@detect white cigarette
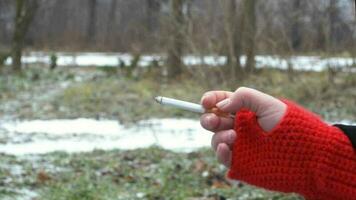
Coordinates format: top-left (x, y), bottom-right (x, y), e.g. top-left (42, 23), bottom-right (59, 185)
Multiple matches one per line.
top-left (154, 96), bottom-right (205, 114)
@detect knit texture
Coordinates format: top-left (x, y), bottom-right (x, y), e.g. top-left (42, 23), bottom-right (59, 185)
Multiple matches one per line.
top-left (227, 100), bottom-right (356, 200)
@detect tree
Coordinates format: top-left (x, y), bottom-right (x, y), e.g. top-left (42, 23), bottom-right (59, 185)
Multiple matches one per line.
top-left (328, 0), bottom-right (338, 52)
top-left (225, 0), bottom-right (243, 78)
top-left (145, 0), bottom-right (161, 49)
top-left (0, 1), bottom-right (6, 45)
top-left (166, 0), bottom-right (184, 78)
top-left (11, 0), bottom-right (39, 71)
top-left (286, 0), bottom-right (303, 81)
top-left (146, 0), bottom-right (160, 32)
top-left (327, 0), bottom-right (339, 84)
top-left (105, 0), bottom-right (117, 45)
top-left (87, 0), bottom-right (97, 45)
top-left (243, 0), bottom-right (257, 73)
top-left (291, 0), bottom-right (302, 51)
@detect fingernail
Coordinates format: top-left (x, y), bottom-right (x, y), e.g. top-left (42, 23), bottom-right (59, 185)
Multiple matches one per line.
top-left (216, 98), bottom-right (230, 109)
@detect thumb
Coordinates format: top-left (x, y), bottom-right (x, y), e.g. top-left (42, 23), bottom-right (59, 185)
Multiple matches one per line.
top-left (216, 87), bottom-right (286, 132)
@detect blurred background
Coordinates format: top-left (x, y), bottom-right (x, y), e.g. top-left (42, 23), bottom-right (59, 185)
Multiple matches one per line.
top-left (0, 0), bottom-right (355, 199)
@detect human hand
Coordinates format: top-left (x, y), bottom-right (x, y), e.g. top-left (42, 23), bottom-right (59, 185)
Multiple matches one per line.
top-left (200, 87), bottom-right (286, 167)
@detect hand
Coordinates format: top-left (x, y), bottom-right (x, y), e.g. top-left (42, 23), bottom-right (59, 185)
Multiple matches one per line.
top-left (200, 87), bottom-right (287, 167)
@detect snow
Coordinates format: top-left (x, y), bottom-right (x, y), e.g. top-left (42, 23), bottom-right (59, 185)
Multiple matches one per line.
top-left (0, 118), bottom-right (212, 155)
top-left (2, 189), bottom-right (37, 200)
top-left (4, 51), bottom-right (355, 72)
top-left (2, 118), bottom-right (123, 135)
top-left (0, 118), bottom-right (354, 155)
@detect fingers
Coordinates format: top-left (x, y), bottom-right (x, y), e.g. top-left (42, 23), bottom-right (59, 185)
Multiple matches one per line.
top-left (216, 143), bottom-right (232, 167)
top-left (216, 87), bottom-right (281, 116)
top-left (215, 87), bottom-right (267, 113)
top-left (211, 130), bottom-right (235, 168)
top-left (201, 91), bottom-right (233, 109)
top-left (215, 87), bottom-right (286, 132)
top-left (211, 129), bottom-right (236, 151)
top-left (200, 113), bottom-right (234, 132)
top-left (203, 88), bottom-right (285, 168)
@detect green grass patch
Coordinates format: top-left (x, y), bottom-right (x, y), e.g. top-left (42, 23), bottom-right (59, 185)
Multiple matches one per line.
top-left (0, 148), bottom-right (303, 200)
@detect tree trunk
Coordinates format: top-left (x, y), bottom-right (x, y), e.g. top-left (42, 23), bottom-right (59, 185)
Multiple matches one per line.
top-left (105, 0), bottom-right (117, 46)
top-left (186, 0), bottom-right (193, 38)
top-left (87, 0), bottom-right (97, 44)
top-left (328, 0), bottom-right (338, 52)
top-left (11, 0), bottom-right (38, 72)
top-left (146, 0), bottom-right (161, 49)
top-left (327, 0), bottom-right (338, 84)
top-left (166, 0), bottom-right (184, 78)
top-left (244, 0), bottom-right (256, 73)
top-left (146, 0), bottom-right (160, 32)
top-left (291, 0), bottom-right (302, 51)
top-left (225, 0), bottom-right (243, 78)
top-left (0, 1), bottom-right (5, 45)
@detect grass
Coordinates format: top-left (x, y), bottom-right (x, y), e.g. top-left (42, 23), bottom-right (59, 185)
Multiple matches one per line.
top-left (0, 147), bottom-right (303, 200)
top-left (2, 65), bottom-right (355, 122)
top-left (0, 64), bottom-right (355, 199)
top-left (2, 65), bottom-right (354, 122)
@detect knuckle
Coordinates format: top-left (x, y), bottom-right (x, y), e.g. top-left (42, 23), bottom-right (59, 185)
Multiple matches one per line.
top-left (235, 87), bottom-right (251, 96)
top-left (234, 87), bottom-right (255, 106)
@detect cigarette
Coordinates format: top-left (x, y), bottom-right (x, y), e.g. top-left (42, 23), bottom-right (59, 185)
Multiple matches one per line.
top-left (154, 96), bottom-right (234, 118)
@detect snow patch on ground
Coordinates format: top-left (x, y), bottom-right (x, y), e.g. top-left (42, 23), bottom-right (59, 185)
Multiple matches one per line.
top-left (0, 118), bottom-right (211, 155)
top-left (4, 52), bottom-right (355, 72)
top-left (0, 118), bottom-right (354, 156)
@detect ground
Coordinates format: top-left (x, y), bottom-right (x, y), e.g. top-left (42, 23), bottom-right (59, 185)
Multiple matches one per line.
top-left (0, 147), bottom-right (303, 200)
top-left (0, 64), bottom-right (355, 199)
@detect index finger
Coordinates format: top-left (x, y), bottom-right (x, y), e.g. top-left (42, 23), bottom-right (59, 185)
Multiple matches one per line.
top-left (201, 91), bottom-right (233, 109)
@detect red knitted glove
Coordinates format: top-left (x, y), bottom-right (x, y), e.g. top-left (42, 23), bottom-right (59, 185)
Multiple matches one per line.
top-left (228, 100), bottom-right (356, 200)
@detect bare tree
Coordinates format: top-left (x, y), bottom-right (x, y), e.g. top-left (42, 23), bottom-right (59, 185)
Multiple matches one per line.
top-left (105, 0), bottom-right (117, 46)
top-left (310, 1), bottom-right (327, 51)
top-left (285, 0), bottom-right (303, 80)
top-left (0, 0), bottom-right (354, 57)
top-left (146, 0), bottom-right (160, 32)
top-left (291, 0), bottom-right (302, 51)
top-left (328, 0), bottom-right (338, 52)
top-left (166, 0), bottom-right (184, 78)
top-left (224, 0), bottom-right (243, 78)
top-left (11, 0), bottom-right (38, 71)
top-left (0, 1), bottom-right (6, 46)
top-left (327, 0), bottom-right (339, 84)
top-left (145, 0), bottom-right (161, 50)
top-left (244, 0), bottom-right (256, 73)
top-left (87, 0), bottom-right (97, 45)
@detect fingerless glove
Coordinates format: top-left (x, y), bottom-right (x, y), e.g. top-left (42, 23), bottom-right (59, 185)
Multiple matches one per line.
top-left (228, 100), bottom-right (356, 200)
